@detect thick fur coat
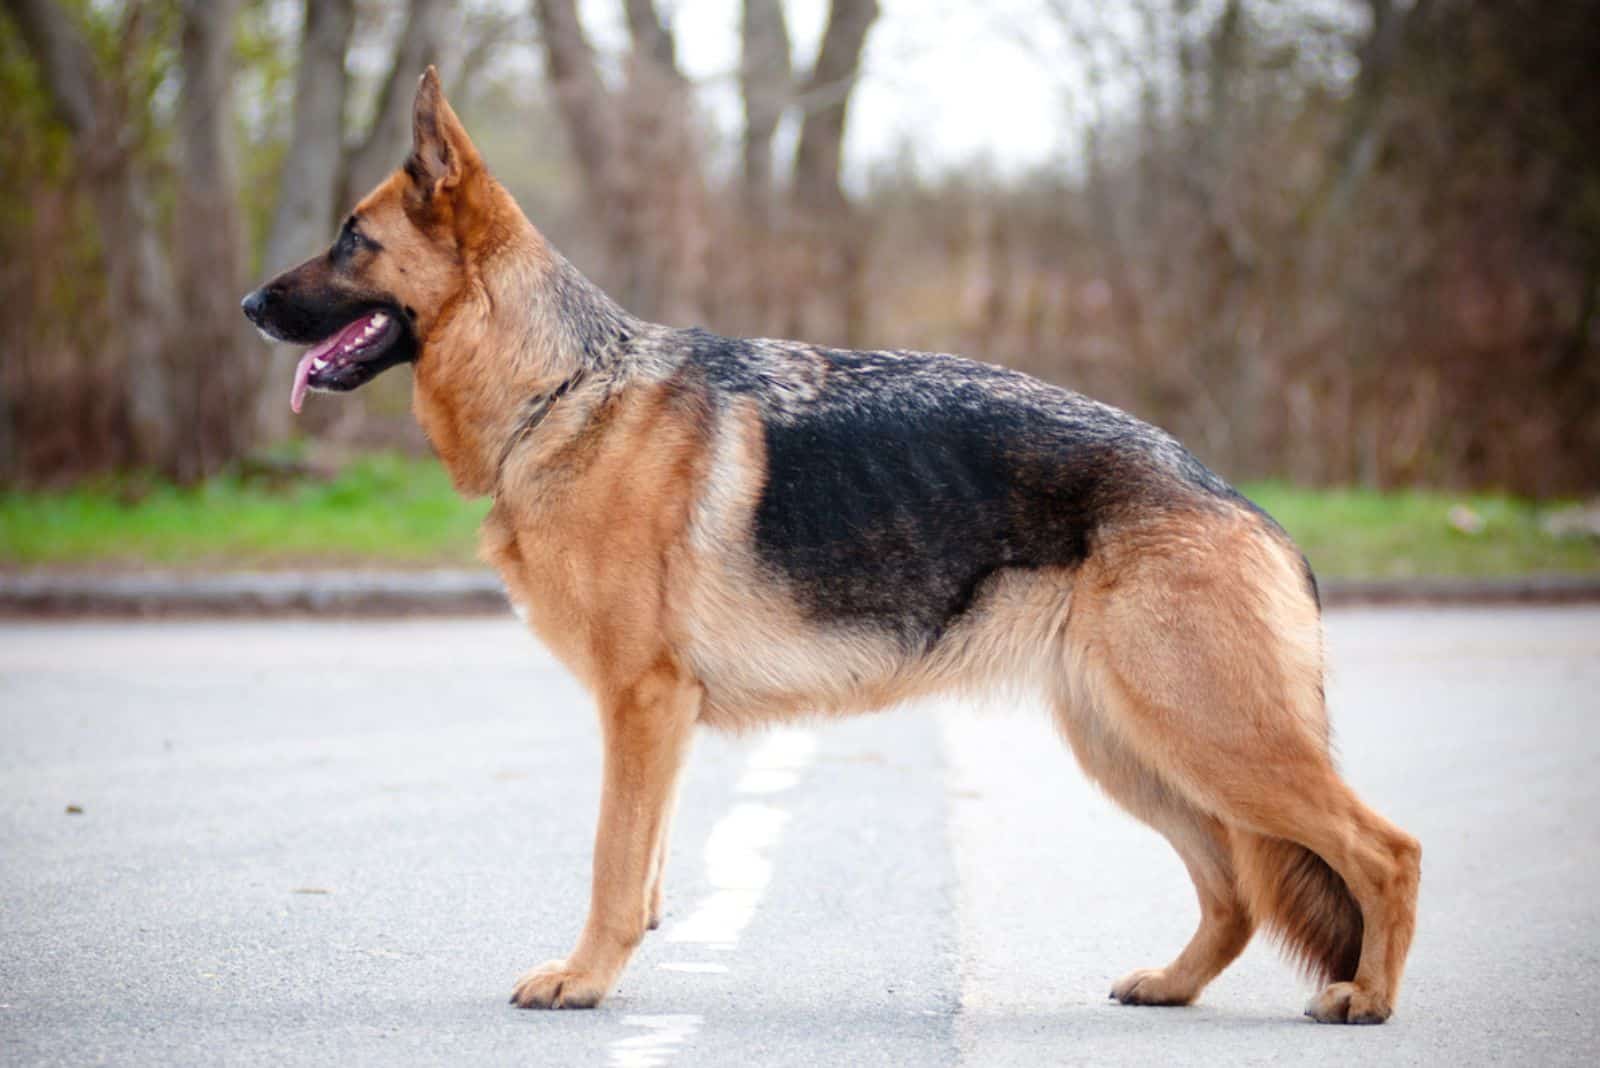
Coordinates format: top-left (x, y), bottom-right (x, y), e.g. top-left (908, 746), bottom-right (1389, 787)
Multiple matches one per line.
top-left (242, 69), bottom-right (1420, 1024)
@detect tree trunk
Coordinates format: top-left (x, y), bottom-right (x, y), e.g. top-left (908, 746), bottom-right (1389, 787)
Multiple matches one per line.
top-left (739, 0), bottom-right (790, 217)
top-left (532, 0), bottom-right (708, 322)
top-left (533, 0), bottom-right (623, 208)
top-left (1319, 0), bottom-right (1431, 220)
top-left (3, 0), bottom-right (179, 470)
top-left (532, 0), bottom-right (631, 284)
top-left (623, 0), bottom-right (677, 72)
top-left (254, 0), bottom-right (355, 443)
top-left (792, 0), bottom-right (878, 214)
top-left (736, 0), bottom-right (792, 333)
top-left (790, 0), bottom-right (879, 346)
top-left (175, 0), bottom-right (251, 480)
top-left (620, 0), bottom-right (708, 324)
top-left (340, 0), bottom-right (455, 209)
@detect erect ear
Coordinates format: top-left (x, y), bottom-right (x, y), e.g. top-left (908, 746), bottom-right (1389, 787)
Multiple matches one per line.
top-left (406, 66), bottom-right (482, 207)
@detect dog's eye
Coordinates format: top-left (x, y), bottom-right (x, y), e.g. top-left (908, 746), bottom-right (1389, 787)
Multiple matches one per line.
top-left (331, 230), bottom-right (355, 264)
top-left (331, 217), bottom-right (375, 265)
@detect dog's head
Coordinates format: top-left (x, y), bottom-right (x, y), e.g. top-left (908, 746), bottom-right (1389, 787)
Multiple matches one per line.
top-left (241, 67), bottom-right (492, 413)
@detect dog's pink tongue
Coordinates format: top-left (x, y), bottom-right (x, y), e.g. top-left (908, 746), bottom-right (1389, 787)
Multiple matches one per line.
top-left (289, 335), bottom-right (341, 414)
top-left (290, 352), bottom-right (314, 414)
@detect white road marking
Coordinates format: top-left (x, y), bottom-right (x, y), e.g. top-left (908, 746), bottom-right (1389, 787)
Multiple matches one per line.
top-left (664, 804), bottom-right (788, 948)
top-left (607, 1014), bottom-right (702, 1068)
top-left (608, 727), bottom-right (817, 1067)
top-left (735, 729), bottom-right (818, 795)
top-left (667, 728), bottom-right (816, 949)
top-left (734, 769), bottom-right (801, 794)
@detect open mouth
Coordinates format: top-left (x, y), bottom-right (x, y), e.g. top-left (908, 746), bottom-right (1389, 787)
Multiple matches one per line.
top-left (290, 309), bottom-right (404, 413)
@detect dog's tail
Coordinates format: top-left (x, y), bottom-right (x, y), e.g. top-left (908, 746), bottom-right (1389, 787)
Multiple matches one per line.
top-left (1231, 829), bottom-right (1363, 984)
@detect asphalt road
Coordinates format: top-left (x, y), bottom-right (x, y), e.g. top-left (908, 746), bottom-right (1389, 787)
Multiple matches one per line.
top-left (2, 607), bottom-right (1597, 1066)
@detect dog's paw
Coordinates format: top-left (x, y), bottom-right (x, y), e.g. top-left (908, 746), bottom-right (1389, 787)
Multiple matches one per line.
top-left (509, 959), bottom-right (611, 1010)
top-left (1304, 981), bottom-right (1391, 1024)
top-left (1109, 968), bottom-right (1196, 1007)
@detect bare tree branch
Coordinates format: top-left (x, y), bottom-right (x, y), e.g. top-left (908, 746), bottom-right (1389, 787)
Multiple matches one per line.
top-left (623, 0), bottom-right (677, 74)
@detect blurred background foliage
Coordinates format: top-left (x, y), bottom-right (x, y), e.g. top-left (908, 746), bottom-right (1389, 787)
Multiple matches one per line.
top-left (0, 0), bottom-right (1596, 501)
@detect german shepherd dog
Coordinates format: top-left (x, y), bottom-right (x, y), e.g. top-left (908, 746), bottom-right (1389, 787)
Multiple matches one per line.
top-left (243, 69), bottom-right (1420, 1024)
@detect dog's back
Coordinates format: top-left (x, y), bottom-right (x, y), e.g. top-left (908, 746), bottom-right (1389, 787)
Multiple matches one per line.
top-left (680, 327), bottom-right (1298, 646)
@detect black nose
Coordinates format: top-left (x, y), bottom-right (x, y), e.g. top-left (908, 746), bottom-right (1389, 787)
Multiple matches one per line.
top-left (240, 288), bottom-right (268, 324)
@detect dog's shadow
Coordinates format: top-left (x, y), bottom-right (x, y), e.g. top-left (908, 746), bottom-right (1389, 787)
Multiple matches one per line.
top-left (502, 994), bottom-right (1395, 1064)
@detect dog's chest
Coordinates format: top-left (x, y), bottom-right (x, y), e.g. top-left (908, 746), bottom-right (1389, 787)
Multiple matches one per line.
top-left (479, 492), bottom-right (662, 689)
top-left (480, 387), bottom-right (711, 690)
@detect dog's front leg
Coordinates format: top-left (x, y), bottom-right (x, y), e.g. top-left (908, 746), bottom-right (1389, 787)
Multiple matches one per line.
top-left (645, 777), bottom-right (683, 930)
top-left (511, 664), bottom-right (699, 1009)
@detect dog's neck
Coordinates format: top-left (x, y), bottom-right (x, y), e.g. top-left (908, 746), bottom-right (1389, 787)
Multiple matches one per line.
top-left (412, 190), bottom-right (640, 497)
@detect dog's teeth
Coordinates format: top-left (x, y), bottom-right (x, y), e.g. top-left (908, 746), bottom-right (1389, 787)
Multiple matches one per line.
top-left (312, 357), bottom-right (328, 370)
top-left (371, 313), bottom-right (388, 327)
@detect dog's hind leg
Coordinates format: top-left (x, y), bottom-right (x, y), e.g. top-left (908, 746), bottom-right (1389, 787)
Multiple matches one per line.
top-left (510, 662), bottom-right (700, 1009)
top-left (1052, 696), bottom-right (1254, 1006)
top-left (1072, 516), bottom-right (1421, 1023)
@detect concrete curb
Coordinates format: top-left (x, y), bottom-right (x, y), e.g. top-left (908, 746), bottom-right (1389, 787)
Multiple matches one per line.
top-left (3, 569), bottom-right (1599, 618)
top-left (1319, 574), bottom-right (1600, 606)
top-left (0, 570), bottom-right (510, 618)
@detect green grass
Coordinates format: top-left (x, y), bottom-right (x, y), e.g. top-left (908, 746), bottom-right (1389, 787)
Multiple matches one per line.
top-left (0, 453), bottom-right (488, 570)
top-left (1242, 481), bottom-right (1598, 579)
top-left (1, 455), bottom-right (1594, 577)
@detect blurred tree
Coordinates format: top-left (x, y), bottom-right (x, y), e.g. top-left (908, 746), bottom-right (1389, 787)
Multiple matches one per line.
top-left (787, 0), bottom-right (879, 345)
top-left (738, 0), bottom-right (790, 220)
top-left (176, 0), bottom-right (254, 480)
top-left (1390, 0), bottom-right (1600, 491)
top-left (531, 0), bottom-right (879, 341)
top-left (2, 0), bottom-right (179, 471)
top-left (532, 0), bottom-right (709, 322)
top-left (0, 0), bottom-right (1593, 494)
top-left (254, 0), bottom-right (455, 442)
top-left (792, 0), bottom-right (877, 215)
top-left (339, 0), bottom-right (452, 208)
top-left (258, 0), bottom-right (352, 284)
top-left (3, 0), bottom-right (257, 479)
top-left (735, 0), bottom-right (791, 329)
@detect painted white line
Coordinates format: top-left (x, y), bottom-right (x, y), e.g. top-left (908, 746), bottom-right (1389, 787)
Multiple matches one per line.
top-left (666, 804), bottom-right (788, 945)
top-left (607, 1014), bottom-right (702, 1068)
top-left (667, 728), bottom-right (816, 948)
top-left (735, 728), bottom-right (818, 795)
top-left (612, 727), bottom-right (815, 1068)
top-left (735, 768), bottom-right (800, 794)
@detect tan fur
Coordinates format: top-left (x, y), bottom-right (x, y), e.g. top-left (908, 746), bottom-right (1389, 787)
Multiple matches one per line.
top-left (1057, 509), bottom-right (1419, 1020)
top-left (321, 69), bottom-right (1420, 1022)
